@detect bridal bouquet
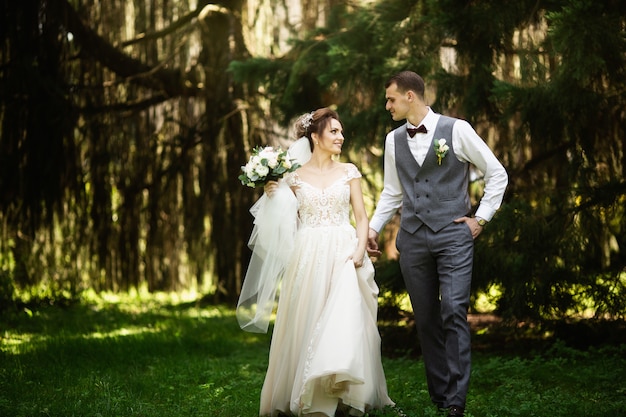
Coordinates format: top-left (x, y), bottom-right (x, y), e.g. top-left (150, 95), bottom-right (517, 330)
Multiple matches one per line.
top-left (238, 146), bottom-right (301, 188)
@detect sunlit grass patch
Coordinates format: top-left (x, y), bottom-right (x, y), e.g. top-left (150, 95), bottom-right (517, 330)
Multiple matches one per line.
top-left (1, 293), bottom-right (625, 417)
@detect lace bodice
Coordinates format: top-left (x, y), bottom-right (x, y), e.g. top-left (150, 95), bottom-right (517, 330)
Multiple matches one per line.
top-left (287, 164), bottom-right (361, 228)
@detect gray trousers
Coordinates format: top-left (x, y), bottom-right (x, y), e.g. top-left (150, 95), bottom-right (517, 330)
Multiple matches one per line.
top-left (396, 221), bottom-right (473, 408)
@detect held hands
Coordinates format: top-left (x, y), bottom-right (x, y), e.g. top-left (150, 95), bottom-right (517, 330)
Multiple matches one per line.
top-left (454, 216), bottom-right (484, 239)
top-left (366, 228), bottom-right (382, 257)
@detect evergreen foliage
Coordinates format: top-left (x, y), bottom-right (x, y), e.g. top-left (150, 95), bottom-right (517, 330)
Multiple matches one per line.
top-left (0, 0), bottom-right (624, 320)
top-left (230, 0), bottom-right (626, 320)
top-left (0, 0), bottom-right (258, 301)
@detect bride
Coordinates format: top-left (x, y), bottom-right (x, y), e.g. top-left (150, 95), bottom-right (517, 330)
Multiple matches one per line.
top-left (237, 108), bottom-right (394, 416)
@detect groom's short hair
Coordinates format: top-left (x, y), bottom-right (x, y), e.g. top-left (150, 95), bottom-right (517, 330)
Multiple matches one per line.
top-left (385, 71), bottom-right (425, 99)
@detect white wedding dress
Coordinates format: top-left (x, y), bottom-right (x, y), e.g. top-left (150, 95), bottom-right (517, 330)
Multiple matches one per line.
top-left (259, 165), bottom-right (394, 417)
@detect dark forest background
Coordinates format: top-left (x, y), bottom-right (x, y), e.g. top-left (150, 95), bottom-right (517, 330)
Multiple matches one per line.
top-left (1, 0), bottom-right (625, 322)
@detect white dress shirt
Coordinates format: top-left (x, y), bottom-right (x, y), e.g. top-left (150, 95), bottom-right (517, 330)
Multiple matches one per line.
top-left (370, 108), bottom-right (508, 233)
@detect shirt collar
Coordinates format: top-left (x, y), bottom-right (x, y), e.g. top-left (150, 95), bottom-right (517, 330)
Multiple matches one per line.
top-left (407, 107), bottom-right (437, 130)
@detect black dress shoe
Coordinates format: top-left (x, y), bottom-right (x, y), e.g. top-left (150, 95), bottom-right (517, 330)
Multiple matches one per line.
top-left (448, 405), bottom-right (465, 416)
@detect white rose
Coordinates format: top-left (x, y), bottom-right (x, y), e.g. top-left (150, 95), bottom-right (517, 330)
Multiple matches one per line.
top-left (256, 165), bottom-right (269, 177)
top-left (250, 154), bottom-right (262, 166)
top-left (258, 147), bottom-right (273, 159)
top-left (266, 153), bottom-right (279, 168)
top-left (258, 147), bottom-right (279, 168)
top-left (245, 163), bottom-right (257, 178)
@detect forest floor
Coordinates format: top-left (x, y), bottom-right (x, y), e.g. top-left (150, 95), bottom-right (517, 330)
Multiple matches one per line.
top-left (1, 295), bottom-right (625, 416)
top-left (378, 306), bottom-right (626, 358)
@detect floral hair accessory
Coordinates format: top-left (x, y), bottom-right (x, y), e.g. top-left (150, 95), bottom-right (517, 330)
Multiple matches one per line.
top-left (434, 139), bottom-right (449, 165)
top-left (301, 112), bottom-right (314, 131)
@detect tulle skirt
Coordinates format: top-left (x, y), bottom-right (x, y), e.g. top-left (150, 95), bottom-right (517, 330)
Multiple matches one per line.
top-left (259, 224), bottom-right (394, 416)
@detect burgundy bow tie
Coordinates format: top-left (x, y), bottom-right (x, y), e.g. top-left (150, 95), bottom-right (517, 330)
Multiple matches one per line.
top-left (407, 125), bottom-right (427, 137)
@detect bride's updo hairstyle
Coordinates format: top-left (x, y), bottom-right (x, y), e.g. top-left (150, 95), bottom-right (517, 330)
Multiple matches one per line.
top-left (294, 107), bottom-right (342, 151)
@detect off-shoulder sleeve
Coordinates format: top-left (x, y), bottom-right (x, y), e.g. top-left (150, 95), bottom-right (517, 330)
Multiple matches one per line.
top-left (285, 171), bottom-right (301, 187)
top-left (345, 163), bottom-right (362, 181)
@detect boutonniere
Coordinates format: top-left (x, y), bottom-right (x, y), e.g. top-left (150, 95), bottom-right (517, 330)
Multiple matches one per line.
top-left (434, 139), bottom-right (449, 165)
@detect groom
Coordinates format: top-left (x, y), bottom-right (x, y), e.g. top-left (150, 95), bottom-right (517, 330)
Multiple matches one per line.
top-left (368, 71), bottom-right (508, 417)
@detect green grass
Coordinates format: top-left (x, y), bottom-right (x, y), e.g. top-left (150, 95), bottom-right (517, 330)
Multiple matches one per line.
top-left (1, 294), bottom-right (625, 417)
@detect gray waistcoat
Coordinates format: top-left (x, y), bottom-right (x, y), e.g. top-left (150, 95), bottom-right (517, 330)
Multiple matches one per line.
top-left (394, 115), bottom-right (471, 233)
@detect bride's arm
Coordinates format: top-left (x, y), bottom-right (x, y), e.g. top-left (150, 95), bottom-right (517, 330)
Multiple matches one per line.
top-left (349, 176), bottom-right (369, 268)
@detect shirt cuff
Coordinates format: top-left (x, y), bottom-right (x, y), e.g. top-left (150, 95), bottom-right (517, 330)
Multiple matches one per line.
top-left (369, 216), bottom-right (387, 234)
top-left (474, 205), bottom-right (497, 222)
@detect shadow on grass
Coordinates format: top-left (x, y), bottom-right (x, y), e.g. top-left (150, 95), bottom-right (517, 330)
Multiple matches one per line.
top-left (1, 299), bottom-right (270, 417)
top-left (2, 297), bottom-right (626, 417)
top-left (378, 304), bottom-right (626, 359)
